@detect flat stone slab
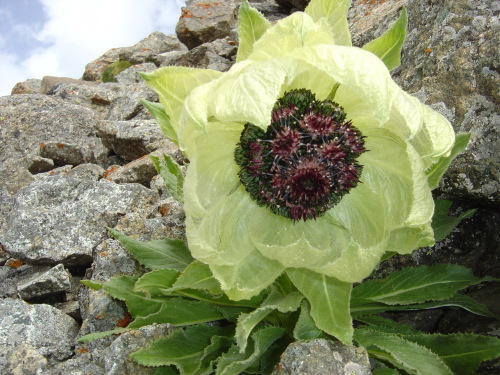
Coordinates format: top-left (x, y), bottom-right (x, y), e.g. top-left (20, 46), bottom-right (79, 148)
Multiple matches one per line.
top-left (0, 299), bottom-right (79, 362)
top-left (2, 176), bottom-right (157, 266)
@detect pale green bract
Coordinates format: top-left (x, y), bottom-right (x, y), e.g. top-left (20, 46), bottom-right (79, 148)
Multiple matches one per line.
top-left (142, 0), bottom-right (455, 300)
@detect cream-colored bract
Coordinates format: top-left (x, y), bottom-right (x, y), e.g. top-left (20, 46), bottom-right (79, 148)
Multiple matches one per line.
top-left (142, 1), bottom-right (455, 300)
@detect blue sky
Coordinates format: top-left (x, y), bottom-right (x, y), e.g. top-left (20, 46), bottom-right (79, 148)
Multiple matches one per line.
top-left (0, 0), bottom-right (185, 96)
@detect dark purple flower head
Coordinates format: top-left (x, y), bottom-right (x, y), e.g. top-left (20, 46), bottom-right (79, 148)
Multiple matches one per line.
top-left (235, 89), bottom-right (366, 221)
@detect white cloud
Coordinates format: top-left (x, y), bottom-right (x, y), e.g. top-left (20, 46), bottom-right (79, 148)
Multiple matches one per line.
top-left (0, 0), bottom-right (185, 96)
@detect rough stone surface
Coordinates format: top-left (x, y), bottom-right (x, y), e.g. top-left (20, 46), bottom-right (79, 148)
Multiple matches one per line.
top-left (348, 0), bottom-right (500, 205)
top-left (0, 95), bottom-right (108, 193)
top-left (82, 32), bottom-right (187, 81)
top-left (0, 299), bottom-right (79, 362)
top-left (66, 163), bottom-right (105, 181)
top-left (2, 176), bottom-right (157, 265)
top-left (115, 63), bottom-right (157, 84)
top-left (15, 264), bottom-right (72, 301)
top-left (40, 75), bottom-right (97, 95)
top-left (10, 78), bottom-right (42, 94)
top-left (176, 0), bottom-right (239, 49)
top-left (97, 119), bottom-right (176, 161)
top-left (0, 343), bottom-right (49, 375)
top-left (0, 1), bottom-right (498, 374)
top-left (272, 339), bottom-right (371, 375)
top-left (46, 81), bottom-right (122, 119)
top-left (105, 82), bottom-right (158, 121)
top-left (160, 38), bottom-right (236, 71)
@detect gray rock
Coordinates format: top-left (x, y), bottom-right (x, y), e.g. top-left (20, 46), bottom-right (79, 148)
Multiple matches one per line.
top-left (0, 94), bottom-right (108, 192)
top-left (0, 343), bottom-right (48, 375)
top-left (47, 81), bottom-right (123, 119)
top-left (104, 146), bottom-right (181, 187)
top-left (0, 299), bottom-right (79, 362)
top-left (348, 0), bottom-right (500, 204)
top-left (176, 0), bottom-right (239, 50)
top-left (28, 155), bottom-right (55, 174)
top-left (47, 354), bottom-right (105, 375)
top-left (0, 188), bottom-right (15, 238)
top-left (103, 324), bottom-right (174, 375)
top-left (66, 163), bottom-right (105, 181)
top-left (272, 339), bottom-right (371, 375)
top-left (39, 141), bottom-right (99, 166)
top-left (105, 82), bottom-right (158, 121)
top-left (2, 176), bottom-right (157, 266)
top-left (82, 32), bottom-right (186, 82)
top-left (160, 38), bottom-right (236, 71)
top-left (15, 264), bottom-right (72, 301)
top-left (96, 119), bottom-right (174, 161)
top-left (0, 158), bottom-right (36, 196)
top-left (0, 267), bottom-right (18, 298)
top-left (10, 78), bottom-right (42, 95)
top-left (115, 63), bottom-right (157, 84)
top-left (40, 75), bottom-right (98, 95)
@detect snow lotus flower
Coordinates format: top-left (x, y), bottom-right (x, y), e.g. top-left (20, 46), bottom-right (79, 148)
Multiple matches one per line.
top-left (142, 0), bottom-right (455, 300)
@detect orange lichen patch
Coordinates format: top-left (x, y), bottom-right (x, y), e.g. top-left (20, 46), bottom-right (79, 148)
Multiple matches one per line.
top-left (116, 312), bottom-right (133, 328)
top-left (77, 347), bottom-right (89, 355)
top-left (49, 171), bottom-right (55, 175)
top-left (95, 315), bottom-right (103, 319)
top-left (100, 252), bottom-right (108, 257)
top-left (196, 2), bottom-right (220, 9)
top-left (6, 259), bottom-right (24, 269)
top-left (181, 9), bottom-right (194, 18)
top-left (56, 142), bottom-right (65, 148)
top-left (424, 47), bottom-right (433, 54)
top-left (39, 142), bottom-right (45, 149)
top-left (103, 165), bottom-right (119, 178)
top-left (159, 204), bottom-right (169, 216)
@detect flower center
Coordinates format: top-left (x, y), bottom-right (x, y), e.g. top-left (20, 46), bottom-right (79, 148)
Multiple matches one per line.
top-left (235, 89), bottom-right (366, 221)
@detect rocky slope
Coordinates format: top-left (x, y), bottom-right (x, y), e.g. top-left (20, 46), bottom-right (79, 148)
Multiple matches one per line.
top-left (0, 0), bottom-right (498, 374)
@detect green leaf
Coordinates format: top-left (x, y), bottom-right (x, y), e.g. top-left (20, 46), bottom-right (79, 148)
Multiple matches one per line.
top-left (80, 279), bottom-right (103, 291)
top-left (131, 325), bottom-right (233, 374)
top-left (373, 368), bottom-right (404, 375)
top-left (103, 275), bottom-right (167, 318)
top-left (78, 327), bottom-right (128, 343)
top-left (355, 315), bottom-right (420, 335)
top-left (287, 268), bottom-right (353, 344)
top-left (305, 0), bottom-right (352, 46)
top-left (235, 289), bottom-right (303, 352)
top-left (404, 333), bottom-right (500, 375)
top-left (134, 269), bottom-right (180, 296)
top-left (351, 264), bottom-right (488, 306)
top-left (431, 199), bottom-right (476, 242)
top-left (355, 328), bottom-right (453, 375)
top-left (150, 154), bottom-right (184, 203)
top-left (140, 67), bottom-right (221, 137)
top-left (152, 367), bottom-right (179, 375)
top-left (352, 293), bottom-right (497, 319)
top-left (427, 133), bottom-right (471, 189)
top-left (215, 327), bottom-right (285, 375)
top-left (108, 228), bottom-right (194, 272)
top-left (362, 7), bottom-right (407, 71)
top-left (293, 300), bottom-right (328, 341)
top-left (167, 261), bottom-right (222, 296)
top-left (127, 298), bottom-right (225, 329)
top-left (141, 100), bottom-right (178, 145)
top-left (236, 0), bottom-right (271, 62)
top-left (175, 288), bottom-right (263, 309)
